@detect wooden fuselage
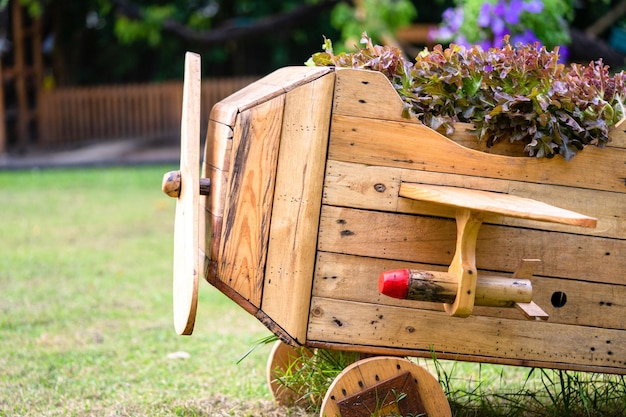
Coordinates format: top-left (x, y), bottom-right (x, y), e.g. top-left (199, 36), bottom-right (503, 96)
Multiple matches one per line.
top-left (200, 66), bottom-right (626, 375)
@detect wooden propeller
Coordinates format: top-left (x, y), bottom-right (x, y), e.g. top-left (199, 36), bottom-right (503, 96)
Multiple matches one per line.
top-left (161, 52), bottom-right (202, 335)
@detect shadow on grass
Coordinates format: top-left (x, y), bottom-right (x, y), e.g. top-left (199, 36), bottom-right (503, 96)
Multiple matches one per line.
top-left (157, 395), bottom-right (314, 417)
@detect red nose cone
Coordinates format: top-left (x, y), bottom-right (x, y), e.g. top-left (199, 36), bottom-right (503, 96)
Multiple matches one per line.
top-left (378, 269), bottom-right (410, 299)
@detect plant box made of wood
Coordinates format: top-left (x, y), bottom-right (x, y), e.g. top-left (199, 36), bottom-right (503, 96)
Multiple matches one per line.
top-left (199, 65), bottom-right (626, 375)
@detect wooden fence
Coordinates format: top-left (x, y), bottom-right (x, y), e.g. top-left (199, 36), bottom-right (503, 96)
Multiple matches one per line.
top-left (38, 76), bottom-right (258, 146)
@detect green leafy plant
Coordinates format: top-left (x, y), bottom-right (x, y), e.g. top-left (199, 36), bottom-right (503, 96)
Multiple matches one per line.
top-left (309, 34), bottom-right (626, 160)
top-left (268, 345), bottom-right (360, 413)
top-left (114, 4), bottom-right (177, 46)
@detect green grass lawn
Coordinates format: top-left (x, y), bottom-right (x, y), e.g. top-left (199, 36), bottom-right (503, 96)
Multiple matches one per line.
top-left (1, 166), bottom-right (625, 417)
top-left (0, 166), bottom-right (293, 416)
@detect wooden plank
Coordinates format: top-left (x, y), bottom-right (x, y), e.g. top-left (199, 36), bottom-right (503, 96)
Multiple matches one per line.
top-left (255, 66), bottom-right (333, 92)
top-left (609, 120), bottom-right (626, 149)
top-left (323, 160), bottom-right (626, 239)
top-left (399, 183), bottom-right (597, 228)
top-left (333, 68), bottom-right (408, 121)
top-left (323, 160), bottom-right (403, 212)
top-left (307, 297), bottom-right (626, 374)
top-left (201, 124), bottom-right (229, 284)
top-left (205, 166), bottom-right (227, 218)
top-left (329, 114), bottom-right (626, 193)
top-left (306, 339), bottom-right (624, 375)
top-left (441, 121), bottom-right (626, 154)
top-left (172, 52), bottom-right (201, 336)
top-left (204, 120), bottom-right (233, 171)
top-left (78, 88), bottom-right (88, 139)
top-left (314, 252), bottom-right (448, 312)
top-left (515, 301), bottom-right (549, 321)
top-left (531, 278), bottom-right (626, 329)
top-left (210, 67), bottom-right (333, 126)
top-left (261, 73), bottom-right (335, 343)
top-left (216, 95), bottom-right (284, 307)
top-left (441, 122), bottom-right (528, 157)
top-left (202, 118), bottom-right (233, 259)
top-left (204, 213), bottom-right (222, 284)
top-left (314, 252), bottom-right (626, 330)
top-left (209, 102), bottom-right (240, 130)
top-left (317, 205), bottom-right (626, 285)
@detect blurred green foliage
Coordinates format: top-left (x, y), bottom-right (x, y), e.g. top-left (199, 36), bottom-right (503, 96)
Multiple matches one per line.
top-left (2, 0), bottom-right (418, 84)
top-left (329, 0), bottom-right (417, 50)
top-left (3, 0), bottom-right (623, 84)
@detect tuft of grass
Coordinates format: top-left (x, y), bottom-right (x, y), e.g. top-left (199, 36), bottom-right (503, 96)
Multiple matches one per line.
top-left (269, 344), bottom-right (360, 413)
top-left (427, 357), bottom-right (626, 417)
top-left (269, 345), bottom-right (626, 417)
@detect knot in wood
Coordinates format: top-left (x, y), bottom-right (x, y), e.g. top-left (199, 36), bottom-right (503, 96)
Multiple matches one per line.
top-left (373, 183), bottom-right (386, 193)
top-left (311, 306), bottom-right (324, 317)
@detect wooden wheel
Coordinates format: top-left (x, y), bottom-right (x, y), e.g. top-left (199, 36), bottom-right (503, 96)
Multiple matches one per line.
top-left (266, 341), bottom-right (313, 407)
top-left (320, 356), bottom-right (451, 417)
top-left (161, 52), bottom-right (202, 335)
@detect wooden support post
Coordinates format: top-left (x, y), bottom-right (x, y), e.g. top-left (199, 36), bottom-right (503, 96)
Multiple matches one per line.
top-left (444, 208), bottom-right (483, 317)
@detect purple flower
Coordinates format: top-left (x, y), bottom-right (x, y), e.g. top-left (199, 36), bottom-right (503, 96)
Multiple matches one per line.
top-left (492, 17), bottom-right (507, 39)
top-left (478, 3), bottom-right (492, 27)
top-left (455, 34), bottom-right (471, 48)
top-left (503, 0), bottom-right (523, 25)
top-left (433, 26), bottom-right (453, 41)
top-left (479, 39), bottom-right (495, 50)
top-left (523, 0), bottom-right (544, 14)
top-left (510, 29), bottom-right (540, 45)
top-left (432, 6), bottom-right (465, 42)
top-left (442, 7), bottom-right (464, 31)
top-left (557, 45), bottom-right (569, 64)
top-left (434, 0), bottom-right (554, 51)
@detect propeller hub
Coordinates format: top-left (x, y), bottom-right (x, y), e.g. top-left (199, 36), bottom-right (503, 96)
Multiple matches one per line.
top-left (162, 170), bottom-right (182, 198)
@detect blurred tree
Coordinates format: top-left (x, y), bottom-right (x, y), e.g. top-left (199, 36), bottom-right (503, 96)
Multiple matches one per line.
top-left (49, 0), bottom-right (343, 84)
top-left (12, 0), bottom-right (622, 86)
top-left (1, 0), bottom-right (419, 85)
